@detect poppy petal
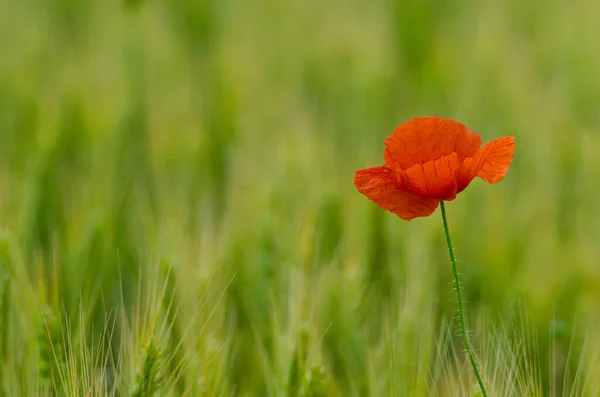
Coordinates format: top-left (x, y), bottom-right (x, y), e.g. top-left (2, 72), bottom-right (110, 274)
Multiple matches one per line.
top-left (400, 152), bottom-right (460, 200)
top-left (354, 166), bottom-right (440, 221)
top-left (456, 136), bottom-right (515, 192)
top-left (384, 116), bottom-right (482, 170)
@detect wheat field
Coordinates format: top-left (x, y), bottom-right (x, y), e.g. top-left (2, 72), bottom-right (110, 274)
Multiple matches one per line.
top-left (2, 0), bottom-right (600, 396)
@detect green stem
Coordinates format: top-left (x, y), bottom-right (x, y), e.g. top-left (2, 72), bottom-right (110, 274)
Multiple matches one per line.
top-left (440, 201), bottom-right (487, 397)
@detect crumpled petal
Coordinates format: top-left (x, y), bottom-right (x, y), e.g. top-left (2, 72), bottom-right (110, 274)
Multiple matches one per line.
top-left (384, 117), bottom-right (482, 170)
top-left (354, 166), bottom-right (440, 221)
top-left (400, 152), bottom-right (460, 200)
top-left (456, 136), bottom-right (515, 193)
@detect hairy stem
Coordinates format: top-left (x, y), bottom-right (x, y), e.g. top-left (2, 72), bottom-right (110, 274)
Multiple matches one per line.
top-left (440, 200), bottom-right (487, 397)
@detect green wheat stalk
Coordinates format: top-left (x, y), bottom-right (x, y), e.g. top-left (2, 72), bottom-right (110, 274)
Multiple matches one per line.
top-left (298, 363), bottom-right (328, 397)
top-left (286, 327), bottom-right (309, 397)
top-left (130, 337), bottom-right (165, 397)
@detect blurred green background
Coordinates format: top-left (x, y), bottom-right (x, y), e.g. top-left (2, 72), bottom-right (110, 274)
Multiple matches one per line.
top-left (2, 0), bottom-right (600, 395)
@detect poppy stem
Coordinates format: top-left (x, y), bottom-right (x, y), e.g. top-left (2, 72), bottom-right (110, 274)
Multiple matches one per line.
top-left (440, 200), bottom-right (488, 397)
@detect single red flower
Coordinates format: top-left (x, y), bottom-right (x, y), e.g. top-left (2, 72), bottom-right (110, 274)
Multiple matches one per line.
top-left (354, 116), bottom-right (515, 221)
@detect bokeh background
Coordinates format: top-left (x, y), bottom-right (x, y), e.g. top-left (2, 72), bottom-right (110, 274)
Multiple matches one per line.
top-left (2, 0), bottom-right (600, 395)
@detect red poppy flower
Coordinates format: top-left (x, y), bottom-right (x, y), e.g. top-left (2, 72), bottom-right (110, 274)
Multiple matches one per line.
top-left (354, 116), bottom-right (515, 221)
